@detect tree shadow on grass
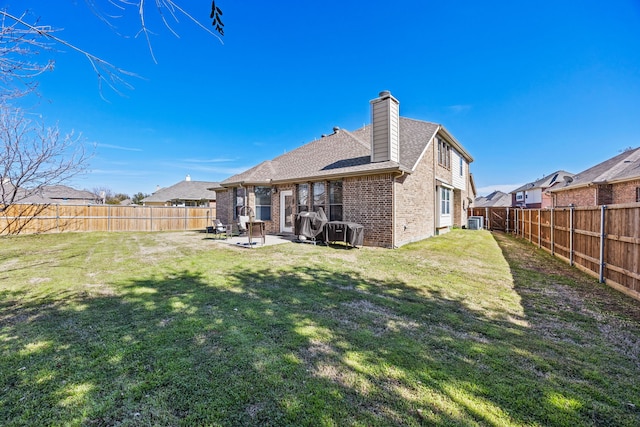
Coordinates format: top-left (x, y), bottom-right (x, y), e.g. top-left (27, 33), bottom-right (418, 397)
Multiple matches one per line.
top-left (2, 246), bottom-right (640, 426)
top-left (491, 231), bottom-right (640, 426)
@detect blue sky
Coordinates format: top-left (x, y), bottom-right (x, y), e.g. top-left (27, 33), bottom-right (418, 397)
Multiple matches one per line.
top-left (9, 0), bottom-right (640, 196)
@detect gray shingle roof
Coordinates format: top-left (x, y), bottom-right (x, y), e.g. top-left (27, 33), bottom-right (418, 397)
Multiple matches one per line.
top-left (511, 170), bottom-right (574, 193)
top-left (550, 147), bottom-right (640, 192)
top-left (41, 185), bottom-right (98, 200)
top-left (2, 184), bottom-right (98, 204)
top-left (143, 180), bottom-right (218, 203)
top-left (220, 118), bottom-right (457, 186)
top-left (474, 191), bottom-right (512, 207)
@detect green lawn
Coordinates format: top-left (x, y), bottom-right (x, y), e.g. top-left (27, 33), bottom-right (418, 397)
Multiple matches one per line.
top-left (1, 230), bottom-right (639, 426)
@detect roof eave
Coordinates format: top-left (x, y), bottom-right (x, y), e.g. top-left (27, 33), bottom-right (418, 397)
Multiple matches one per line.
top-left (218, 166), bottom-right (410, 188)
top-left (438, 125), bottom-right (474, 163)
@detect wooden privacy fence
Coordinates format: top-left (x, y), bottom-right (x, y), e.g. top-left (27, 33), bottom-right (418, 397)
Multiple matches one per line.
top-left (469, 205), bottom-right (640, 301)
top-left (0, 204), bottom-right (216, 235)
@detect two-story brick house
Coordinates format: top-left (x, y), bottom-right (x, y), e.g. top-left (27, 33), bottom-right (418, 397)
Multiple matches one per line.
top-left (214, 91), bottom-right (474, 248)
top-left (510, 170), bottom-right (574, 208)
top-left (549, 147), bottom-right (640, 207)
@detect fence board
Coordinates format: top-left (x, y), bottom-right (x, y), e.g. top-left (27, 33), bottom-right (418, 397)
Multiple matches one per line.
top-left (469, 205), bottom-right (640, 301)
top-left (1, 204), bottom-right (215, 235)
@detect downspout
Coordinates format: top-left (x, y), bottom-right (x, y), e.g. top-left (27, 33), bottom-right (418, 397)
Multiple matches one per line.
top-left (393, 171), bottom-right (404, 248)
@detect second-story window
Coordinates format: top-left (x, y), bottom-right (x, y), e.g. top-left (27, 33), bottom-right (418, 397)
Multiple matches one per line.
top-left (438, 138), bottom-right (451, 169)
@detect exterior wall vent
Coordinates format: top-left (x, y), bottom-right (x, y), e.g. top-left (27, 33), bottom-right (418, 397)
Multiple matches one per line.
top-left (370, 91), bottom-right (400, 163)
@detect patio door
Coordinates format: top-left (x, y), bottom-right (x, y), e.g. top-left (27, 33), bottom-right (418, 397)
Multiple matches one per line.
top-left (280, 190), bottom-right (294, 233)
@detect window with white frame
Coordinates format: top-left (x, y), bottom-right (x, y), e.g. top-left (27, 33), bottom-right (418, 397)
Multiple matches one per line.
top-left (440, 187), bottom-right (451, 215)
top-left (459, 156), bottom-right (463, 176)
top-left (254, 186), bottom-right (272, 220)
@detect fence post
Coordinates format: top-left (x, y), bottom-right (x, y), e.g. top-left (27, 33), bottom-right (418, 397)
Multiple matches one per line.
top-left (528, 209), bottom-right (532, 242)
top-left (550, 208), bottom-right (555, 256)
top-left (485, 207), bottom-right (489, 230)
top-left (56, 204), bottom-right (60, 233)
top-left (506, 208), bottom-right (510, 233)
top-left (599, 205), bottom-right (607, 283)
top-left (537, 209), bottom-right (541, 248)
top-left (108, 205), bottom-right (111, 232)
top-left (569, 205), bottom-right (575, 266)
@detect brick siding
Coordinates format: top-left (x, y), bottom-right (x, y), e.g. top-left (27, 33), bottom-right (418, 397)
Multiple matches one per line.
top-left (395, 150), bottom-right (436, 246)
top-left (343, 174), bottom-right (395, 247)
top-left (554, 179), bottom-right (640, 207)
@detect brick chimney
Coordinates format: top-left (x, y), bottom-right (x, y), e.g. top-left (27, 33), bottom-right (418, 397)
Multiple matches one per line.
top-left (370, 90), bottom-right (400, 163)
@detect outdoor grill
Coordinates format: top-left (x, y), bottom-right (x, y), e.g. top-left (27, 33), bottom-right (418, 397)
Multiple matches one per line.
top-left (294, 208), bottom-right (328, 244)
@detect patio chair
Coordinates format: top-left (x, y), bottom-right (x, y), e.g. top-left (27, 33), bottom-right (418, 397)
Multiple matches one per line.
top-left (212, 219), bottom-right (228, 238)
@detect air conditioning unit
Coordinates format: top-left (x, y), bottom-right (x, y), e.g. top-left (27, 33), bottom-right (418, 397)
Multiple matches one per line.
top-left (471, 216), bottom-right (484, 229)
top-left (467, 216), bottom-right (484, 230)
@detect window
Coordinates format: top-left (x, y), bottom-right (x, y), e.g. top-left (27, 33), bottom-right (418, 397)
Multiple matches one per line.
top-left (440, 187), bottom-right (451, 215)
top-left (459, 156), bottom-right (463, 176)
top-left (233, 187), bottom-right (246, 218)
top-left (636, 187), bottom-right (640, 203)
top-left (597, 184), bottom-right (613, 205)
top-left (516, 192), bottom-right (524, 201)
top-left (437, 138), bottom-right (451, 169)
top-left (312, 182), bottom-right (326, 213)
top-left (297, 184), bottom-right (309, 213)
top-left (254, 186), bottom-right (272, 220)
top-left (328, 180), bottom-right (343, 221)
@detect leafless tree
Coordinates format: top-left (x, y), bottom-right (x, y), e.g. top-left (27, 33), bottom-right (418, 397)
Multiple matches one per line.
top-left (0, 105), bottom-right (90, 234)
top-left (0, 2), bottom-right (222, 233)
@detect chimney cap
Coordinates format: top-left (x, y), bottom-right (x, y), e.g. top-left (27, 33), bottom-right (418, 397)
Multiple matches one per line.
top-left (379, 90), bottom-right (392, 97)
top-left (333, 126), bottom-right (340, 133)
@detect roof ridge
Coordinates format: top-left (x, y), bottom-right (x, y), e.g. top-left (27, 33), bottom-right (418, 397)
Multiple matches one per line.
top-left (340, 128), bottom-right (369, 148)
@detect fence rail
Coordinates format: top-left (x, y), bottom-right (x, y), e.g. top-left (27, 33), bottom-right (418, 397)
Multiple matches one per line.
top-left (469, 205), bottom-right (640, 302)
top-left (1, 204), bottom-right (216, 235)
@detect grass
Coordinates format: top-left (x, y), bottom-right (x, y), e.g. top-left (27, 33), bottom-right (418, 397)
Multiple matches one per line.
top-left (1, 229), bottom-right (639, 426)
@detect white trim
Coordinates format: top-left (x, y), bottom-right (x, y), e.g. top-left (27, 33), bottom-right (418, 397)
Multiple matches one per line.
top-left (280, 190), bottom-right (293, 233)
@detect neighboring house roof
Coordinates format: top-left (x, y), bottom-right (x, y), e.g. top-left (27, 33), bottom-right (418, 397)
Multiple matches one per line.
top-left (549, 147), bottom-right (640, 192)
top-left (42, 185), bottom-right (98, 201)
top-left (142, 180), bottom-right (218, 203)
top-left (474, 191), bottom-right (512, 207)
top-left (220, 118), bottom-right (473, 186)
top-left (2, 184), bottom-right (98, 204)
top-left (511, 170), bottom-right (574, 194)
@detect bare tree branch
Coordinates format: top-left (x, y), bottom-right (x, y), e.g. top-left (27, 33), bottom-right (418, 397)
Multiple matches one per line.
top-left (1, 2), bottom-right (223, 98)
top-left (0, 104), bottom-right (91, 214)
